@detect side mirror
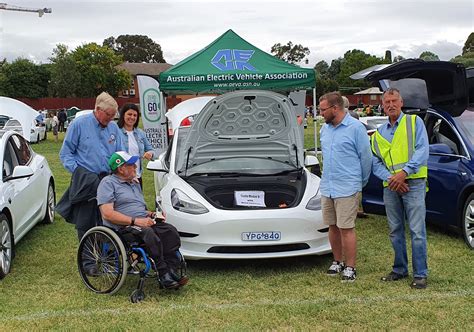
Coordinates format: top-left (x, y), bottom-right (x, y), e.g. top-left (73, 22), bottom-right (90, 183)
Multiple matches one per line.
top-left (147, 160), bottom-right (169, 173)
top-left (7, 165), bottom-right (34, 181)
top-left (304, 155), bottom-right (319, 167)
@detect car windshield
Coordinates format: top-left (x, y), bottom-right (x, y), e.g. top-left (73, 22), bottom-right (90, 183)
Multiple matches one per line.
top-left (454, 110), bottom-right (474, 145)
top-left (175, 127), bottom-right (295, 176)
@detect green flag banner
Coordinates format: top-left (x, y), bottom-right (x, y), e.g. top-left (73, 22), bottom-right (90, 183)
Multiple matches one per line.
top-left (159, 30), bottom-right (315, 94)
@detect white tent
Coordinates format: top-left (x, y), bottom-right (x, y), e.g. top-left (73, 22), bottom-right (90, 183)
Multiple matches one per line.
top-left (354, 87), bottom-right (383, 95)
top-left (0, 97), bottom-right (38, 140)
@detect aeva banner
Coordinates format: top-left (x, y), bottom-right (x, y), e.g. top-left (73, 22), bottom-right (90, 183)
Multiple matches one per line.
top-left (137, 75), bottom-right (168, 155)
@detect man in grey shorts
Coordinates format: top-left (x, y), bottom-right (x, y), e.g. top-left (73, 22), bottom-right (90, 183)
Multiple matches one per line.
top-left (319, 92), bottom-right (372, 282)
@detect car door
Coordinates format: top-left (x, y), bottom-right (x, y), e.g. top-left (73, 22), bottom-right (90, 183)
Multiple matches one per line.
top-left (424, 111), bottom-right (469, 227)
top-left (8, 135), bottom-right (40, 238)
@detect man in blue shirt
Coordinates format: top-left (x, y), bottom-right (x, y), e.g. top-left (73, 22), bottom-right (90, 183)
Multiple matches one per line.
top-left (372, 88), bottom-right (429, 289)
top-left (319, 92), bottom-right (372, 282)
top-left (59, 92), bottom-right (124, 240)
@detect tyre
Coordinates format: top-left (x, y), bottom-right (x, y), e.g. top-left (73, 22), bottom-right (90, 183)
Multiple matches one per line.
top-left (0, 214), bottom-right (13, 279)
top-left (42, 182), bottom-right (55, 224)
top-left (77, 226), bottom-right (128, 294)
top-left (462, 193), bottom-right (474, 249)
top-left (130, 289), bottom-right (145, 303)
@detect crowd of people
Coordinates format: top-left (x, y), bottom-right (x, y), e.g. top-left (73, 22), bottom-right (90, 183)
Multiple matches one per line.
top-left (54, 88), bottom-right (429, 291)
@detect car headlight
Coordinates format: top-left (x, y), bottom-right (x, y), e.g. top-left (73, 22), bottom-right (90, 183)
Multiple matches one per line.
top-left (306, 191), bottom-right (321, 210)
top-left (171, 188), bottom-right (209, 214)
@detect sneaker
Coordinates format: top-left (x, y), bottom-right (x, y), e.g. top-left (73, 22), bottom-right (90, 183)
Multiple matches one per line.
top-left (341, 266), bottom-right (357, 283)
top-left (326, 261), bottom-right (345, 276)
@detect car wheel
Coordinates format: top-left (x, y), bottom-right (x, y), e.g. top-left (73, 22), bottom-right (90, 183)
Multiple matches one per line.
top-left (0, 214), bottom-right (13, 279)
top-left (42, 182), bottom-right (56, 224)
top-left (462, 193), bottom-right (474, 249)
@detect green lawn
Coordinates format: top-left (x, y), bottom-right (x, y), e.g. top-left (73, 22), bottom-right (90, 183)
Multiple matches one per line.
top-left (0, 128), bottom-right (472, 330)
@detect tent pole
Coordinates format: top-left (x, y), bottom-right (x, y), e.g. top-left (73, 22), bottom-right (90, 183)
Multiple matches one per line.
top-left (313, 87), bottom-right (317, 153)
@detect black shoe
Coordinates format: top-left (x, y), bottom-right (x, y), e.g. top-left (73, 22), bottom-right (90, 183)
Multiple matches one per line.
top-left (159, 272), bottom-right (180, 289)
top-left (410, 277), bottom-right (427, 289)
top-left (170, 270), bottom-right (189, 286)
top-left (381, 271), bottom-right (408, 282)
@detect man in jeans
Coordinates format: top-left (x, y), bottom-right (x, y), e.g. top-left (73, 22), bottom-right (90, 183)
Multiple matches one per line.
top-left (319, 92), bottom-right (372, 282)
top-left (371, 88), bottom-right (429, 289)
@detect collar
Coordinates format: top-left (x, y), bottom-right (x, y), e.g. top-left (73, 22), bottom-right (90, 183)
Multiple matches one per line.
top-left (112, 173), bottom-right (134, 184)
top-left (329, 112), bottom-right (351, 128)
top-left (386, 112), bottom-right (404, 129)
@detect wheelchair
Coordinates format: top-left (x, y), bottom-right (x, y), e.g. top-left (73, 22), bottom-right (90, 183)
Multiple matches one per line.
top-left (77, 226), bottom-right (187, 303)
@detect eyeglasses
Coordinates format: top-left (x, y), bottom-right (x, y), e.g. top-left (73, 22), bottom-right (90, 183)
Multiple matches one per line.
top-left (319, 104), bottom-right (335, 112)
top-left (100, 108), bottom-right (117, 118)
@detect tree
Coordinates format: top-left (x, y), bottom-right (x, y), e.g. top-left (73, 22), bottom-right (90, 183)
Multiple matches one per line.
top-left (393, 55), bottom-right (406, 63)
top-left (270, 41), bottom-right (310, 64)
top-left (462, 32), bottom-right (473, 55)
top-left (419, 51), bottom-right (440, 61)
top-left (336, 50), bottom-right (385, 89)
top-left (48, 44), bottom-right (81, 97)
top-left (314, 60), bottom-right (339, 98)
top-left (71, 43), bottom-right (131, 97)
top-left (451, 52), bottom-right (474, 67)
top-left (1, 58), bottom-right (49, 98)
top-left (103, 35), bottom-right (166, 63)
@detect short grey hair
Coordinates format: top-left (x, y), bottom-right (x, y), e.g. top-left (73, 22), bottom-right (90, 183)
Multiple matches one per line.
top-left (95, 92), bottom-right (118, 112)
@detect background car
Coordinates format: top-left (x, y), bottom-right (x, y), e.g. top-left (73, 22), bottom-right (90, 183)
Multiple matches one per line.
top-left (352, 59), bottom-right (474, 249)
top-left (148, 91), bottom-right (329, 260)
top-left (0, 97), bottom-right (45, 143)
top-left (0, 130), bottom-right (56, 278)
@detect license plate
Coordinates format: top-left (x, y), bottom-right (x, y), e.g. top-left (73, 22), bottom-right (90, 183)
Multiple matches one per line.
top-left (241, 231), bottom-right (281, 241)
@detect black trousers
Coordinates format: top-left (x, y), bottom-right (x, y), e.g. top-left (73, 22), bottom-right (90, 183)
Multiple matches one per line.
top-left (119, 222), bottom-right (181, 275)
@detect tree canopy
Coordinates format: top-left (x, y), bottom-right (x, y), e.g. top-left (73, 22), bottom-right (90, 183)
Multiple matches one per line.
top-left (0, 58), bottom-right (49, 98)
top-left (270, 41), bottom-right (310, 64)
top-left (419, 51), bottom-right (440, 61)
top-left (103, 35), bottom-right (166, 63)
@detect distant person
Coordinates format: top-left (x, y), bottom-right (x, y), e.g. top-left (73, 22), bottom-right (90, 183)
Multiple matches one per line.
top-left (117, 103), bottom-right (154, 188)
top-left (372, 88), bottom-right (429, 289)
top-left (51, 113), bottom-right (59, 142)
top-left (342, 96), bottom-right (359, 120)
top-left (58, 109), bottom-right (67, 132)
top-left (319, 91), bottom-right (372, 282)
top-left (57, 92), bottom-right (124, 242)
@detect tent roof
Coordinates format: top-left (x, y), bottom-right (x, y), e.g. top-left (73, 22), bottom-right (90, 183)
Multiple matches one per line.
top-left (159, 29), bottom-right (315, 94)
top-left (354, 87), bottom-right (383, 95)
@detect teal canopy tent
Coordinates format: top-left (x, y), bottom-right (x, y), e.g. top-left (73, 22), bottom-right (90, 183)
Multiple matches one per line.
top-left (159, 29), bottom-right (315, 94)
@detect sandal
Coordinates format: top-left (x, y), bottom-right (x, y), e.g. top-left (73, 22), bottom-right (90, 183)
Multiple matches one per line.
top-left (381, 271), bottom-right (408, 281)
top-left (410, 277), bottom-right (427, 289)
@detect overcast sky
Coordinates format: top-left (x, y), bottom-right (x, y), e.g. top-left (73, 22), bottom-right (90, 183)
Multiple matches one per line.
top-left (0, 0), bottom-right (472, 67)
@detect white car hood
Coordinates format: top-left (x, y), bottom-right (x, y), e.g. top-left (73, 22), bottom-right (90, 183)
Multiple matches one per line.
top-left (166, 96), bottom-right (215, 131)
top-left (175, 90), bottom-right (304, 174)
top-left (0, 97), bottom-right (38, 139)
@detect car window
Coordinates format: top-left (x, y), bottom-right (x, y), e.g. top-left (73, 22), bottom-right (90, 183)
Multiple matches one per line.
top-left (3, 141), bottom-right (19, 179)
top-left (454, 110), bottom-right (474, 146)
top-left (425, 113), bottom-right (464, 156)
top-left (10, 134), bottom-right (32, 165)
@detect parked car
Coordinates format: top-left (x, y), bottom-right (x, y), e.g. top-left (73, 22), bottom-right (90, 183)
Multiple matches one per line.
top-left (0, 130), bottom-right (56, 278)
top-left (147, 91), bottom-right (329, 260)
top-left (352, 59), bottom-right (474, 249)
top-left (0, 119), bottom-right (45, 144)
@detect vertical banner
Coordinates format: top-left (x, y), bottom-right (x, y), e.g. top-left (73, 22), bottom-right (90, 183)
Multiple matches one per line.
top-left (137, 75), bottom-right (168, 156)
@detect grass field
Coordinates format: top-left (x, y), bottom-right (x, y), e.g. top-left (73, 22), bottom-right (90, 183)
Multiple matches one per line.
top-left (0, 126), bottom-right (473, 330)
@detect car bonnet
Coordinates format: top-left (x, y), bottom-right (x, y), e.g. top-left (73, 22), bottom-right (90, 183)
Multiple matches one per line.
top-left (351, 59), bottom-right (468, 117)
top-left (174, 90), bottom-right (304, 174)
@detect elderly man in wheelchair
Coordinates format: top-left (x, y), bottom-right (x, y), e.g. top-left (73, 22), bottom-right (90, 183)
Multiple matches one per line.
top-left (77, 151), bottom-right (187, 302)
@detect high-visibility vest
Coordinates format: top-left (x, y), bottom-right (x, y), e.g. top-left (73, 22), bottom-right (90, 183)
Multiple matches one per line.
top-left (371, 114), bottom-right (428, 187)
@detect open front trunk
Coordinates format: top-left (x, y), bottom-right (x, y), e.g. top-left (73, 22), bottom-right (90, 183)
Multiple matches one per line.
top-left (184, 172), bottom-right (307, 210)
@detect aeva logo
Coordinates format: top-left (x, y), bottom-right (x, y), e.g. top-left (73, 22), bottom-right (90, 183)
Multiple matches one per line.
top-left (211, 49), bottom-right (256, 71)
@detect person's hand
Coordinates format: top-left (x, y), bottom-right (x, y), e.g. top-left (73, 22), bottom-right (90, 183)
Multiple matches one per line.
top-left (134, 217), bottom-right (156, 227)
top-left (388, 171), bottom-right (409, 193)
top-left (143, 151), bottom-right (153, 160)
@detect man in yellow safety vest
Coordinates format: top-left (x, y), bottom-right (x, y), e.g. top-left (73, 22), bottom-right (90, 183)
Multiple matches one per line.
top-left (371, 88), bottom-right (429, 289)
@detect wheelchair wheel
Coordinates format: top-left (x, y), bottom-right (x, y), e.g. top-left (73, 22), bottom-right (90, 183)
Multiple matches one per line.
top-left (130, 289), bottom-right (145, 303)
top-left (77, 226), bottom-right (128, 295)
